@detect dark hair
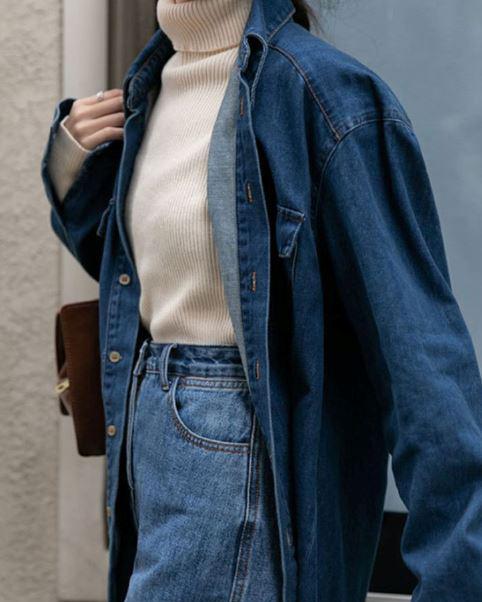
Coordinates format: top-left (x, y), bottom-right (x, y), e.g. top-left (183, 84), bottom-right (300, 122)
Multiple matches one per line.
top-left (292, 0), bottom-right (314, 30)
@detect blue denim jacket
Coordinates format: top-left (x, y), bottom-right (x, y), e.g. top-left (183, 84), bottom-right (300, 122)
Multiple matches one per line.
top-left (40, 0), bottom-right (482, 600)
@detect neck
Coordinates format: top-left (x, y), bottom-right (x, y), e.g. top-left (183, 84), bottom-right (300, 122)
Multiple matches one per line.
top-left (156, 0), bottom-right (254, 53)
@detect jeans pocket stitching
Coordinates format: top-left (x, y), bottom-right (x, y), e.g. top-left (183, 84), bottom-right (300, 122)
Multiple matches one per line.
top-left (168, 375), bottom-right (250, 455)
top-left (177, 376), bottom-right (249, 392)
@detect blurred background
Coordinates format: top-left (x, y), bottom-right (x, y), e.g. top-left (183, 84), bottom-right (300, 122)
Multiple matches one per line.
top-left (0, 1), bottom-right (480, 601)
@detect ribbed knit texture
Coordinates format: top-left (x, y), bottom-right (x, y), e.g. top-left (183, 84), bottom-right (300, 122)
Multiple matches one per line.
top-left (124, 0), bottom-right (252, 344)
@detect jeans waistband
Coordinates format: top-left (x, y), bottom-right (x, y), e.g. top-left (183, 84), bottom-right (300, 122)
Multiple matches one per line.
top-left (132, 338), bottom-right (246, 390)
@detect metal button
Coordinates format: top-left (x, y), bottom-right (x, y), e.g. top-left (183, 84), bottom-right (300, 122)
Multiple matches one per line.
top-left (246, 182), bottom-right (254, 203)
top-left (118, 273), bottom-right (131, 285)
top-left (109, 350), bottom-right (121, 363)
top-left (106, 505), bottom-right (112, 518)
top-left (106, 424), bottom-right (117, 437)
top-left (255, 359), bottom-right (260, 380)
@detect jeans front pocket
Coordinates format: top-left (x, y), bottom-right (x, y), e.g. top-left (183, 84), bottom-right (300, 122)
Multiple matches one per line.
top-left (168, 374), bottom-right (252, 454)
top-left (122, 361), bottom-right (284, 602)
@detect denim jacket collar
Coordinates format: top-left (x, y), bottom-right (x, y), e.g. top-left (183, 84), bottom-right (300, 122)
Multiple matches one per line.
top-left (123, 0), bottom-right (295, 110)
top-left (237, 0), bottom-right (295, 71)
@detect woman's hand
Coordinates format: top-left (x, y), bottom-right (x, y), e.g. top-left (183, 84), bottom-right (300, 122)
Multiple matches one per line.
top-left (63, 88), bottom-right (125, 151)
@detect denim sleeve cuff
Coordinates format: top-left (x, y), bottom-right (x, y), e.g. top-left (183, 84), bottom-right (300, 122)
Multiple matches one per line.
top-left (47, 114), bottom-right (91, 202)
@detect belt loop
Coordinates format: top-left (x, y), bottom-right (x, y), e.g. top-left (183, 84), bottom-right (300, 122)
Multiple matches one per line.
top-left (133, 338), bottom-right (150, 377)
top-left (160, 343), bottom-right (178, 391)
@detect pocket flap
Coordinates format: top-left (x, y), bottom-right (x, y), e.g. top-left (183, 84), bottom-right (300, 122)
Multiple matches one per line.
top-left (275, 204), bottom-right (305, 258)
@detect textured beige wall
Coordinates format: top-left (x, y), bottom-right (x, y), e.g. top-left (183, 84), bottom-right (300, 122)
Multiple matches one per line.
top-left (0, 1), bottom-right (61, 600)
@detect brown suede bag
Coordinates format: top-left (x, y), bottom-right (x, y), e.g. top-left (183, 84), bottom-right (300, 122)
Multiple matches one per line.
top-left (55, 299), bottom-right (106, 456)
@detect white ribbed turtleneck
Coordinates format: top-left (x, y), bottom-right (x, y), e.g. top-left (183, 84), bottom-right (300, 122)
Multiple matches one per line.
top-left (156, 0), bottom-right (252, 52)
top-left (124, 0), bottom-right (252, 344)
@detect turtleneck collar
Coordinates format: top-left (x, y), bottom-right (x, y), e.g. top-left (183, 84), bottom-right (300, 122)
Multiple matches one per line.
top-left (156, 0), bottom-right (254, 53)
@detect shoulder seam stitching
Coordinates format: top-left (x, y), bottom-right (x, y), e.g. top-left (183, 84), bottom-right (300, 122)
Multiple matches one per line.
top-left (268, 43), bottom-right (341, 142)
top-left (314, 117), bottom-right (414, 227)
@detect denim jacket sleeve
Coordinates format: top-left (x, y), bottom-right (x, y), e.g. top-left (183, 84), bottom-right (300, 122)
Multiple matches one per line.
top-left (40, 96), bottom-right (123, 281)
top-left (317, 117), bottom-right (482, 600)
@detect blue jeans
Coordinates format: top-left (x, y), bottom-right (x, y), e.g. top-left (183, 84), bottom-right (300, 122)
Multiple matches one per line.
top-left (121, 338), bottom-right (283, 601)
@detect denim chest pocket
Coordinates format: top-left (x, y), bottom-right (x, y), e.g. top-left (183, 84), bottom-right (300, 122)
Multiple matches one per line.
top-left (275, 204), bottom-right (305, 259)
top-left (274, 204), bottom-right (305, 285)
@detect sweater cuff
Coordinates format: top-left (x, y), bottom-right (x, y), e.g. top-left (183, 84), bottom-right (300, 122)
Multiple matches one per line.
top-left (47, 115), bottom-right (91, 202)
top-left (57, 115), bottom-right (91, 173)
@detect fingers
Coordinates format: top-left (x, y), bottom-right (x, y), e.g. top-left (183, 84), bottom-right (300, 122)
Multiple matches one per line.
top-left (64, 88), bottom-right (126, 150)
top-left (82, 88), bottom-right (123, 105)
top-left (82, 125), bottom-right (124, 150)
top-left (74, 110), bottom-right (125, 139)
top-left (77, 96), bottom-right (125, 121)
top-left (71, 88), bottom-right (124, 120)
